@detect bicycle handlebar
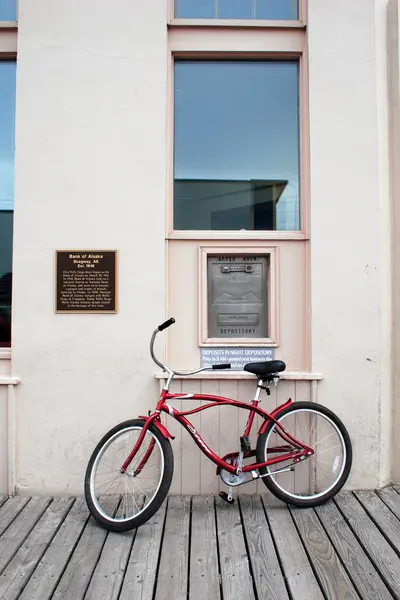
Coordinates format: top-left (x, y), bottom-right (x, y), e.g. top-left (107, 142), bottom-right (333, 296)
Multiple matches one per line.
top-left (158, 317), bottom-right (175, 332)
top-left (150, 318), bottom-right (231, 375)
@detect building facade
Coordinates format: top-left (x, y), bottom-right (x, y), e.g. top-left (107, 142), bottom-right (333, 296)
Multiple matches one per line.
top-left (0, 0), bottom-right (398, 495)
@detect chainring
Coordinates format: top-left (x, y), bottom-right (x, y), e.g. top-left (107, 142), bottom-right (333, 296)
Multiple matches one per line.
top-left (219, 457), bottom-right (247, 486)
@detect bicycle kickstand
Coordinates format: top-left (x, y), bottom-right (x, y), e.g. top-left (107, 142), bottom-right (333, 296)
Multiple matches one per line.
top-left (219, 486), bottom-right (234, 504)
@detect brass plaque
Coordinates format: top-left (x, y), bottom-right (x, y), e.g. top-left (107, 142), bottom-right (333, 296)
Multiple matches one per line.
top-left (55, 251), bottom-right (117, 313)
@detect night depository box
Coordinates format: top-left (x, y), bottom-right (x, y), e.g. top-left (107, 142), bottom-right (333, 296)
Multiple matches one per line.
top-left (207, 255), bottom-right (268, 338)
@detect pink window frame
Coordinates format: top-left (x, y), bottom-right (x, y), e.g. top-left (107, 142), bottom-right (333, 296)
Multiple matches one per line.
top-left (166, 27), bottom-right (309, 241)
top-left (167, 0), bottom-right (308, 28)
top-left (198, 244), bottom-right (279, 347)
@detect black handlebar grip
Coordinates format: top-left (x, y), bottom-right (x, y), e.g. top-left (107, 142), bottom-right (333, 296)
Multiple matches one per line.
top-left (212, 363), bottom-right (231, 370)
top-left (158, 317), bottom-right (176, 332)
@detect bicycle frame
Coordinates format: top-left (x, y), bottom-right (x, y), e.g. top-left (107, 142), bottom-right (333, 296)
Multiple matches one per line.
top-left (121, 387), bottom-right (314, 477)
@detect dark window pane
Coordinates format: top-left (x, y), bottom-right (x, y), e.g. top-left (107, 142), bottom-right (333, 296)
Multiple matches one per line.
top-left (175, 0), bottom-right (298, 20)
top-left (0, 0), bottom-right (17, 21)
top-left (175, 0), bottom-right (215, 18)
top-left (174, 61), bottom-right (300, 231)
top-left (0, 61), bottom-right (16, 347)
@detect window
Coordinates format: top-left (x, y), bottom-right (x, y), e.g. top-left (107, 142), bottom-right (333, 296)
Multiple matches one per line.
top-left (174, 0), bottom-right (299, 20)
top-left (0, 61), bottom-right (16, 347)
top-left (174, 60), bottom-right (300, 231)
top-left (0, 0), bottom-right (17, 21)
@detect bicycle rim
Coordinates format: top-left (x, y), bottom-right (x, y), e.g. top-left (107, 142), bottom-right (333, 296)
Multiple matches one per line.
top-left (264, 408), bottom-right (347, 500)
top-left (89, 426), bottom-right (165, 523)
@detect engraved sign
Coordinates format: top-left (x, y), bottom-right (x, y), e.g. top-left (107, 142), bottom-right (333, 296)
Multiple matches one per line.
top-left (201, 347), bottom-right (274, 370)
top-left (207, 255), bottom-right (268, 338)
top-left (55, 251), bottom-right (117, 313)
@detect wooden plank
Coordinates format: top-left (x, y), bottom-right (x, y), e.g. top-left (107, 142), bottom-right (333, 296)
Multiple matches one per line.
top-left (239, 495), bottom-right (289, 600)
top-left (335, 491), bottom-right (400, 597)
top-left (84, 502), bottom-right (134, 600)
top-left (376, 485), bottom-right (400, 519)
top-left (238, 381), bottom-right (257, 494)
top-left (354, 489), bottom-right (400, 555)
top-left (315, 500), bottom-right (393, 600)
top-left (0, 496), bottom-right (8, 508)
top-left (290, 506), bottom-right (359, 600)
top-left (293, 381), bottom-right (312, 494)
top-left (262, 495), bottom-right (324, 600)
top-left (190, 496), bottom-right (220, 600)
top-left (181, 380), bottom-right (201, 495)
top-left (219, 380), bottom-right (239, 461)
top-left (0, 496), bottom-right (30, 536)
top-left (0, 497), bottom-right (74, 600)
top-left (52, 513), bottom-right (109, 600)
top-left (219, 380), bottom-right (239, 498)
top-left (200, 380), bottom-right (220, 494)
top-left (215, 495), bottom-right (255, 600)
top-left (119, 500), bottom-right (167, 600)
top-left (0, 497), bottom-right (52, 574)
top-left (154, 495), bottom-right (190, 600)
top-left (18, 497), bottom-right (89, 600)
top-left (166, 380), bottom-right (182, 494)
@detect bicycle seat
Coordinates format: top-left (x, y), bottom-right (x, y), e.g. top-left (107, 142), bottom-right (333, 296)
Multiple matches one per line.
top-left (243, 360), bottom-right (286, 379)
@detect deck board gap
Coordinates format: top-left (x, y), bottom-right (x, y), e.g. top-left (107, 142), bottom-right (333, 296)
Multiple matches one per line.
top-left (259, 497), bottom-right (294, 600)
top-left (150, 496), bottom-right (169, 600)
top-left (213, 496), bottom-right (224, 600)
top-left (287, 505), bottom-right (329, 600)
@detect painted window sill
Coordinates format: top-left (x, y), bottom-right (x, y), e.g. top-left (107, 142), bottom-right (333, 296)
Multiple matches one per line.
top-left (167, 230), bottom-right (307, 241)
top-left (155, 370), bottom-right (322, 381)
top-left (0, 375), bottom-right (20, 385)
top-left (0, 22), bottom-right (17, 30)
top-left (0, 349), bottom-right (11, 360)
top-left (168, 19), bottom-right (306, 30)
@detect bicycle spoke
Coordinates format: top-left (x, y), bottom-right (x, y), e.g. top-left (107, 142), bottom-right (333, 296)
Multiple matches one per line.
top-left (90, 425), bottom-right (165, 522)
top-left (311, 430), bottom-right (336, 450)
top-left (264, 407), bottom-right (348, 501)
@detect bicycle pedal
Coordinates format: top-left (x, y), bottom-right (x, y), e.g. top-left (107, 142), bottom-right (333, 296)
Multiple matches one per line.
top-left (219, 491), bottom-right (235, 504)
top-left (240, 436), bottom-right (251, 453)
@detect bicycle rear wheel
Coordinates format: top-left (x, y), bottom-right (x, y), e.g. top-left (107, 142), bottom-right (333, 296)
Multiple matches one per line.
top-left (256, 401), bottom-right (352, 507)
top-left (84, 418), bottom-right (174, 531)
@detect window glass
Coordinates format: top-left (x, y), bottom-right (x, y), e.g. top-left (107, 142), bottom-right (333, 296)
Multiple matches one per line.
top-left (174, 61), bottom-right (300, 231)
top-left (0, 0), bottom-right (17, 21)
top-left (0, 61), bottom-right (16, 347)
top-left (175, 0), bottom-right (298, 20)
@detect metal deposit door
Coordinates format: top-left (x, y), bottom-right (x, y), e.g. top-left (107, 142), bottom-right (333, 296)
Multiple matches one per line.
top-left (207, 255), bottom-right (268, 339)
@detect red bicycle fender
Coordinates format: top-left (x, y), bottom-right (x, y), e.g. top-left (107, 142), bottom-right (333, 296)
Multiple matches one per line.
top-left (258, 398), bottom-right (293, 435)
top-left (154, 421), bottom-right (175, 440)
top-left (137, 415), bottom-right (175, 440)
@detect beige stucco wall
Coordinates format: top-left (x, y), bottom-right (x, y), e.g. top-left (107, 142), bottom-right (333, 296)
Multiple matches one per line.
top-left (308, 0), bottom-right (391, 488)
top-left (11, 0), bottom-right (168, 494)
top-left (2, 0), bottom-right (394, 494)
top-left (389, 0), bottom-right (400, 482)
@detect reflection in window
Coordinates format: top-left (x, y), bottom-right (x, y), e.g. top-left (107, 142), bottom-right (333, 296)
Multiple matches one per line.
top-left (175, 0), bottom-right (298, 20)
top-left (0, 0), bottom-right (17, 21)
top-left (0, 62), bottom-right (16, 347)
top-left (174, 61), bottom-right (300, 231)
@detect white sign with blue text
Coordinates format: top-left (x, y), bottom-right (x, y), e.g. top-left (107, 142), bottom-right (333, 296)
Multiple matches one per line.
top-left (201, 347), bottom-right (274, 371)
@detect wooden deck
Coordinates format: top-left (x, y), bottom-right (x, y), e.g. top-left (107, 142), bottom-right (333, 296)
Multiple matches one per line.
top-left (1, 488), bottom-right (400, 600)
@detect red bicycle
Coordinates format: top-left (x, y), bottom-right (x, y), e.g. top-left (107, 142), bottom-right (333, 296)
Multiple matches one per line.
top-left (84, 318), bottom-right (352, 532)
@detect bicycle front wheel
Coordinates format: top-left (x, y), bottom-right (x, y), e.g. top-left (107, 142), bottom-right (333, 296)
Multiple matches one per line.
top-left (256, 401), bottom-right (352, 507)
top-left (84, 418), bottom-right (174, 532)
